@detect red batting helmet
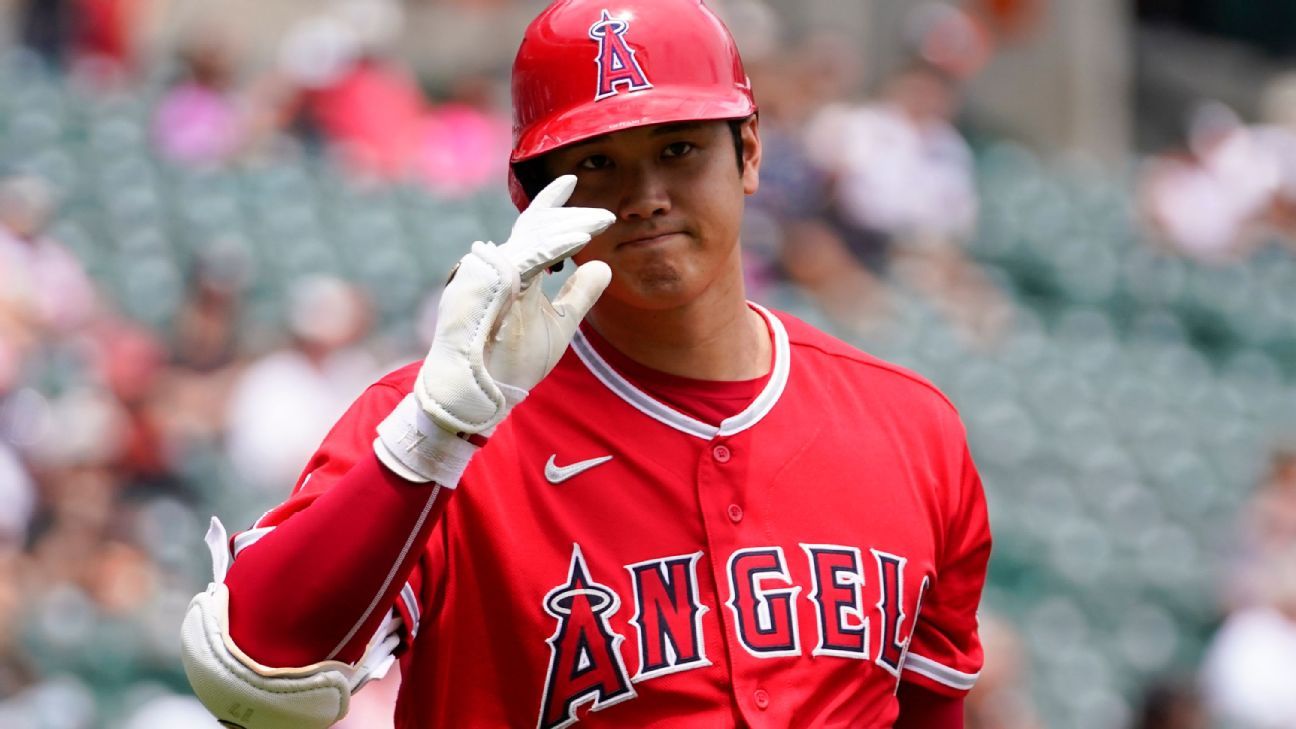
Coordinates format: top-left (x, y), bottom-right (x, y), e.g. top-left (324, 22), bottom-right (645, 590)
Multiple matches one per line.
top-left (508, 0), bottom-right (757, 209)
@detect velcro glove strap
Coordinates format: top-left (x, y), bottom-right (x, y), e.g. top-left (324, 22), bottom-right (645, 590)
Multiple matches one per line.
top-left (374, 393), bottom-right (483, 487)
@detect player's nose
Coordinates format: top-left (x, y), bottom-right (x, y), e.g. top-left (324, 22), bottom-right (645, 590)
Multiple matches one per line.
top-left (616, 163), bottom-right (671, 221)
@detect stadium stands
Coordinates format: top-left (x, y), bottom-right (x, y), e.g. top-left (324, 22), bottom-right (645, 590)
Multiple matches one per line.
top-left (0, 46), bottom-right (1293, 729)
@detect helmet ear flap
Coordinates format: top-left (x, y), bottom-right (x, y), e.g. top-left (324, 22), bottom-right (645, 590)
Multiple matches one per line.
top-left (509, 158), bottom-right (552, 212)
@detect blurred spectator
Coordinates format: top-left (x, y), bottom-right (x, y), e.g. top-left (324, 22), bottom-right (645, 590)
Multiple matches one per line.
top-left (152, 34), bottom-right (244, 166)
top-left (70, 0), bottom-right (139, 78)
top-left (83, 539), bottom-right (157, 616)
top-left (1249, 445), bottom-right (1296, 556)
top-left (16, 316), bottom-right (185, 497)
top-left (225, 275), bottom-right (380, 491)
top-left (804, 60), bottom-right (1010, 343)
top-left (17, 0), bottom-right (145, 85)
top-left (965, 614), bottom-right (1043, 729)
top-left (1132, 679), bottom-right (1208, 729)
top-left (0, 547), bottom-right (34, 698)
top-left (1139, 101), bottom-right (1280, 263)
top-left (155, 248), bottom-right (251, 460)
top-left (417, 74), bottom-right (511, 197)
top-left (1229, 444), bottom-right (1296, 609)
top-left (908, 1), bottom-right (995, 79)
top-left (1202, 445), bottom-right (1296, 726)
top-left (170, 245), bottom-right (249, 374)
top-left (0, 174), bottom-right (98, 348)
top-left (95, 321), bottom-right (186, 495)
top-left (1200, 547), bottom-right (1296, 728)
top-left (261, 0), bottom-right (429, 181)
top-left (0, 444), bottom-right (36, 546)
top-left (25, 463), bottom-right (118, 592)
top-left (747, 46), bottom-right (890, 332)
top-left (1256, 75), bottom-right (1296, 251)
top-left (806, 60), bottom-right (978, 263)
top-left (255, 0), bottom-right (512, 195)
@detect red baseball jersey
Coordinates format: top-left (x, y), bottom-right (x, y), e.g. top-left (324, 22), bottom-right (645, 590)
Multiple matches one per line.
top-left (241, 304), bottom-right (990, 729)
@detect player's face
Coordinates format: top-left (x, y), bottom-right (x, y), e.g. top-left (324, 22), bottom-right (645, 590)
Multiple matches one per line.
top-left (544, 118), bottom-right (761, 310)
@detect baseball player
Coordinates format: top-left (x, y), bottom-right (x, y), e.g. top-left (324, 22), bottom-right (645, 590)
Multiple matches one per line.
top-left (180, 1), bottom-right (991, 728)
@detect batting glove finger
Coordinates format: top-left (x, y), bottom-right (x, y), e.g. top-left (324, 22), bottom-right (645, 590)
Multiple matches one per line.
top-left (374, 176), bottom-right (615, 485)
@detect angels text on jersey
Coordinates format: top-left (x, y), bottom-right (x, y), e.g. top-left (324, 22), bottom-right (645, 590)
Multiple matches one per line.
top-left (537, 541), bottom-right (928, 729)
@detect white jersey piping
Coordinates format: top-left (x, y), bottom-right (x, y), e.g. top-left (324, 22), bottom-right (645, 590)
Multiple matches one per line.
top-left (571, 303), bottom-right (790, 441)
top-left (902, 652), bottom-right (980, 691)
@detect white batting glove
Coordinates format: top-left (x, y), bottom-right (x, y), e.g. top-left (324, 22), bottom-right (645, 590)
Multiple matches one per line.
top-left (374, 175), bottom-right (615, 486)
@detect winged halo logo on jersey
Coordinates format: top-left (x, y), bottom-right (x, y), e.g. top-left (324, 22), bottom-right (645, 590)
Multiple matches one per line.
top-left (589, 9), bottom-right (653, 101)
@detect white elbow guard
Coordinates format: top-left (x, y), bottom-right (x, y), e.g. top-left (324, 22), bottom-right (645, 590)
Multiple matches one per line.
top-left (181, 582), bottom-right (354, 729)
top-left (180, 518), bottom-right (400, 729)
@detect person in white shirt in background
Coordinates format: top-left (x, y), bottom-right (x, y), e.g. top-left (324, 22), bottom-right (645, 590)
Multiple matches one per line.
top-left (1200, 547), bottom-right (1296, 729)
top-left (224, 274), bottom-right (381, 493)
top-left (1140, 101), bottom-right (1282, 264)
top-left (805, 61), bottom-right (1010, 344)
top-left (1201, 446), bottom-right (1296, 728)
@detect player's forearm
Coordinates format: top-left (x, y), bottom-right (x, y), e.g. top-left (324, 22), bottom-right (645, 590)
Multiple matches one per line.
top-left (223, 453), bottom-right (449, 667)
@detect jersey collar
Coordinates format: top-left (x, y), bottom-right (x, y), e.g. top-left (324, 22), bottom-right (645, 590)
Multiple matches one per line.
top-left (571, 303), bottom-right (790, 440)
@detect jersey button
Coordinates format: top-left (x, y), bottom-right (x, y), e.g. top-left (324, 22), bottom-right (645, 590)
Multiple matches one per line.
top-left (713, 444), bottom-right (731, 463)
top-left (753, 688), bottom-right (770, 709)
top-left (727, 503), bottom-right (743, 523)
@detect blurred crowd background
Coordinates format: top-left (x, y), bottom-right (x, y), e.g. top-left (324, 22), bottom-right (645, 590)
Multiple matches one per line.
top-left (0, 0), bottom-right (1294, 727)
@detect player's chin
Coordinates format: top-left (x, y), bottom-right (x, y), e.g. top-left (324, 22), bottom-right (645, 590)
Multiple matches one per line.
top-left (606, 265), bottom-right (695, 309)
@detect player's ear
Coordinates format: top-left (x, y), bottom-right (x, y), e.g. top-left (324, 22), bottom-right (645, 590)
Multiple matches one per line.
top-left (739, 115), bottom-right (761, 196)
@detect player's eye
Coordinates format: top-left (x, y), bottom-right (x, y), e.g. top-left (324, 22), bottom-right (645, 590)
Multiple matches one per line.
top-left (662, 141), bottom-right (694, 159)
top-left (577, 154), bottom-right (613, 171)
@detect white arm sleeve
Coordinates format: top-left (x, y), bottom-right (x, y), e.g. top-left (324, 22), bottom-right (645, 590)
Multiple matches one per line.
top-left (180, 518), bottom-right (402, 729)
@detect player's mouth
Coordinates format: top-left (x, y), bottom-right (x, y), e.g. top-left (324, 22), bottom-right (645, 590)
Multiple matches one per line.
top-left (616, 231), bottom-right (685, 249)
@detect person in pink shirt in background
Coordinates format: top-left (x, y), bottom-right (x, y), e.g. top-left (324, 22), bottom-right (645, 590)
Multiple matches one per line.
top-left (153, 36), bottom-right (244, 167)
top-left (417, 74), bottom-right (511, 197)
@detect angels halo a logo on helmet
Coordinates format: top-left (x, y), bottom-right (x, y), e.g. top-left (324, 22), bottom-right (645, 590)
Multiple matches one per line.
top-left (588, 9), bottom-right (653, 101)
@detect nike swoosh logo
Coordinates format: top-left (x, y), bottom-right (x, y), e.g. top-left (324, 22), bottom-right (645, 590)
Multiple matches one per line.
top-left (545, 454), bottom-right (613, 484)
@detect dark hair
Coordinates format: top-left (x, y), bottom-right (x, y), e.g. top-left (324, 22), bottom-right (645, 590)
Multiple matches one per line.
top-left (512, 117), bottom-right (751, 204)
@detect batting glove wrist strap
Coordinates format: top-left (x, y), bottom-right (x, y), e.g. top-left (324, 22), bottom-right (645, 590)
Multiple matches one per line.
top-left (374, 394), bottom-right (482, 488)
